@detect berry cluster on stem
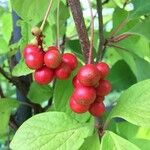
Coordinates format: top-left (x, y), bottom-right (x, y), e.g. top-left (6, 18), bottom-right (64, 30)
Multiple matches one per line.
top-left (70, 62), bottom-right (111, 117)
top-left (23, 27), bottom-right (78, 85)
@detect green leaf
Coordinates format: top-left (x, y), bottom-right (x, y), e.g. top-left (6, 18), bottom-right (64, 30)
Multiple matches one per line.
top-left (129, 0), bottom-right (150, 19)
top-left (12, 59), bottom-right (33, 77)
top-left (11, 0), bottom-right (58, 25)
top-left (53, 62), bottom-right (91, 123)
top-left (1, 12), bottom-right (13, 43)
top-left (132, 54), bottom-right (150, 81)
top-left (115, 122), bottom-right (150, 150)
top-left (108, 79), bottom-right (150, 127)
top-left (100, 131), bottom-right (140, 150)
top-left (10, 112), bottom-right (93, 150)
top-left (79, 134), bottom-right (100, 150)
top-left (0, 98), bottom-right (19, 136)
top-left (114, 37), bottom-right (150, 81)
top-left (0, 38), bottom-right (9, 54)
top-left (107, 60), bottom-right (136, 91)
top-left (116, 35), bottom-right (150, 59)
top-left (130, 18), bottom-right (150, 41)
top-left (27, 82), bottom-right (53, 104)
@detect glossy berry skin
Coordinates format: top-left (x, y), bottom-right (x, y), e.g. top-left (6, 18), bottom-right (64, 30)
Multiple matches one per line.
top-left (48, 46), bottom-right (58, 51)
top-left (72, 76), bottom-right (83, 88)
top-left (89, 102), bottom-right (105, 117)
top-left (62, 53), bottom-right (78, 70)
top-left (34, 66), bottom-right (54, 84)
top-left (44, 50), bottom-right (62, 69)
top-left (69, 96), bottom-right (89, 114)
top-left (73, 86), bottom-right (96, 105)
top-left (25, 52), bottom-right (44, 70)
top-left (55, 63), bottom-right (71, 80)
top-left (23, 44), bottom-right (41, 58)
top-left (96, 79), bottom-right (112, 96)
top-left (95, 96), bottom-right (104, 103)
top-left (77, 64), bottom-right (101, 87)
top-left (96, 62), bottom-right (109, 79)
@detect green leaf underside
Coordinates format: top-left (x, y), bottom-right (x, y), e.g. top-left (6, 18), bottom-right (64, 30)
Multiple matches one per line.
top-left (10, 112), bottom-right (93, 150)
top-left (100, 131), bottom-right (140, 150)
top-left (0, 99), bottom-right (19, 136)
top-left (108, 79), bottom-right (150, 127)
top-left (27, 82), bottom-right (53, 104)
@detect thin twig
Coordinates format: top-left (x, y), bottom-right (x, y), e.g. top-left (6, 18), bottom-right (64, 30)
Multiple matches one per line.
top-left (40, 0), bottom-right (53, 31)
top-left (0, 86), bottom-right (5, 98)
top-left (108, 43), bottom-right (130, 52)
top-left (68, 0), bottom-right (90, 63)
top-left (109, 19), bottom-right (128, 38)
top-left (96, 0), bottom-right (105, 62)
top-left (56, 0), bottom-right (60, 49)
top-left (0, 67), bottom-right (12, 83)
top-left (108, 33), bottom-right (132, 43)
top-left (87, 0), bottom-right (94, 64)
top-left (123, 0), bottom-right (129, 9)
top-left (102, 0), bottom-right (110, 5)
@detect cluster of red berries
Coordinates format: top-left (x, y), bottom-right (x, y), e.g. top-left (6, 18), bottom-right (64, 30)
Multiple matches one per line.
top-left (69, 62), bottom-right (112, 117)
top-left (23, 44), bottom-right (78, 84)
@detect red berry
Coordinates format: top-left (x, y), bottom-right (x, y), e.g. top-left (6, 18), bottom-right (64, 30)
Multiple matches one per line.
top-left (73, 86), bottom-right (96, 105)
top-left (77, 64), bottom-right (101, 86)
top-left (44, 50), bottom-right (62, 69)
top-left (69, 96), bottom-right (89, 114)
top-left (95, 96), bottom-right (105, 103)
top-left (89, 102), bottom-right (105, 117)
top-left (34, 66), bottom-right (54, 84)
top-left (96, 62), bottom-right (109, 78)
top-left (25, 52), bottom-right (44, 69)
top-left (96, 79), bottom-right (112, 96)
top-left (55, 63), bottom-right (71, 80)
top-left (72, 76), bottom-right (83, 88)
top-left (23, 44), bottom-right (41, 58)
top-left (62, 53), bottom-right (78, 70)
top-left (48, 46), bottom-right (58, 51)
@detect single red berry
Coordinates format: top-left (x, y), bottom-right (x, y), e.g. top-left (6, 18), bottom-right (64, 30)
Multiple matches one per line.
top-left (34, 66), bottom-right (54, 84)
top-left (44, 50), bottom-right (62, 69)
top-left (25, 52), bottom-right (44, 69)
top-left (23, 44), bottom-right (41, 58)
top-left (72, 76), bottom-right (83, 88)
top-left (96, 79), bottom-right (112, 96)
top-left (77, 64), bottom-right (101, 86)
top-left (89, 102), bottom-right (105, 117)
top-left (69, 96), bottom-right (89, 114)
top-left (55, 63), bottom-right (71, 80)
top-left (95, 96), bottom-right (105, 103)
top-left (62, 53), bottom-right (78, 70)
top-left (48, 46), bottom-right (58, 51)
top-left (73, 86), bottom-right (96, 105)
top-left (96, 62), bottom-right (110, 78)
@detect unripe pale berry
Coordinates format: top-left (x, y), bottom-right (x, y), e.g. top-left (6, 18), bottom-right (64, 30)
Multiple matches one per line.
top-left (89, 102), bottom-right (105, 117)
top-left (31, 26), bottom-right (42, 36)
top-left (96, 79), bottom-right (112, 96)
top-left (69, 96), bottom-right (89, 114)
top-left (44, 50), bottom-right (62, 69)
top-left (34, 66), bottom-right (54, 84)
top-left (23, 44), bottom-right (41, 58)
top-left (62, 53), bottom-right (78, 70)
top-left (55, 63), bottom-right (71, 80)
top-left (95, 96), bottom-right (104, 103)
top-left (77, 64), bottom-right (101, 86)
top-left (25, 52), bottom-right (44, 70)
top-left (73, 86), bottom-right (96, 105)
top-left (96, 62), bottom-right (109, 78)
top-left (72, 76), bottom-right (83, 88)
